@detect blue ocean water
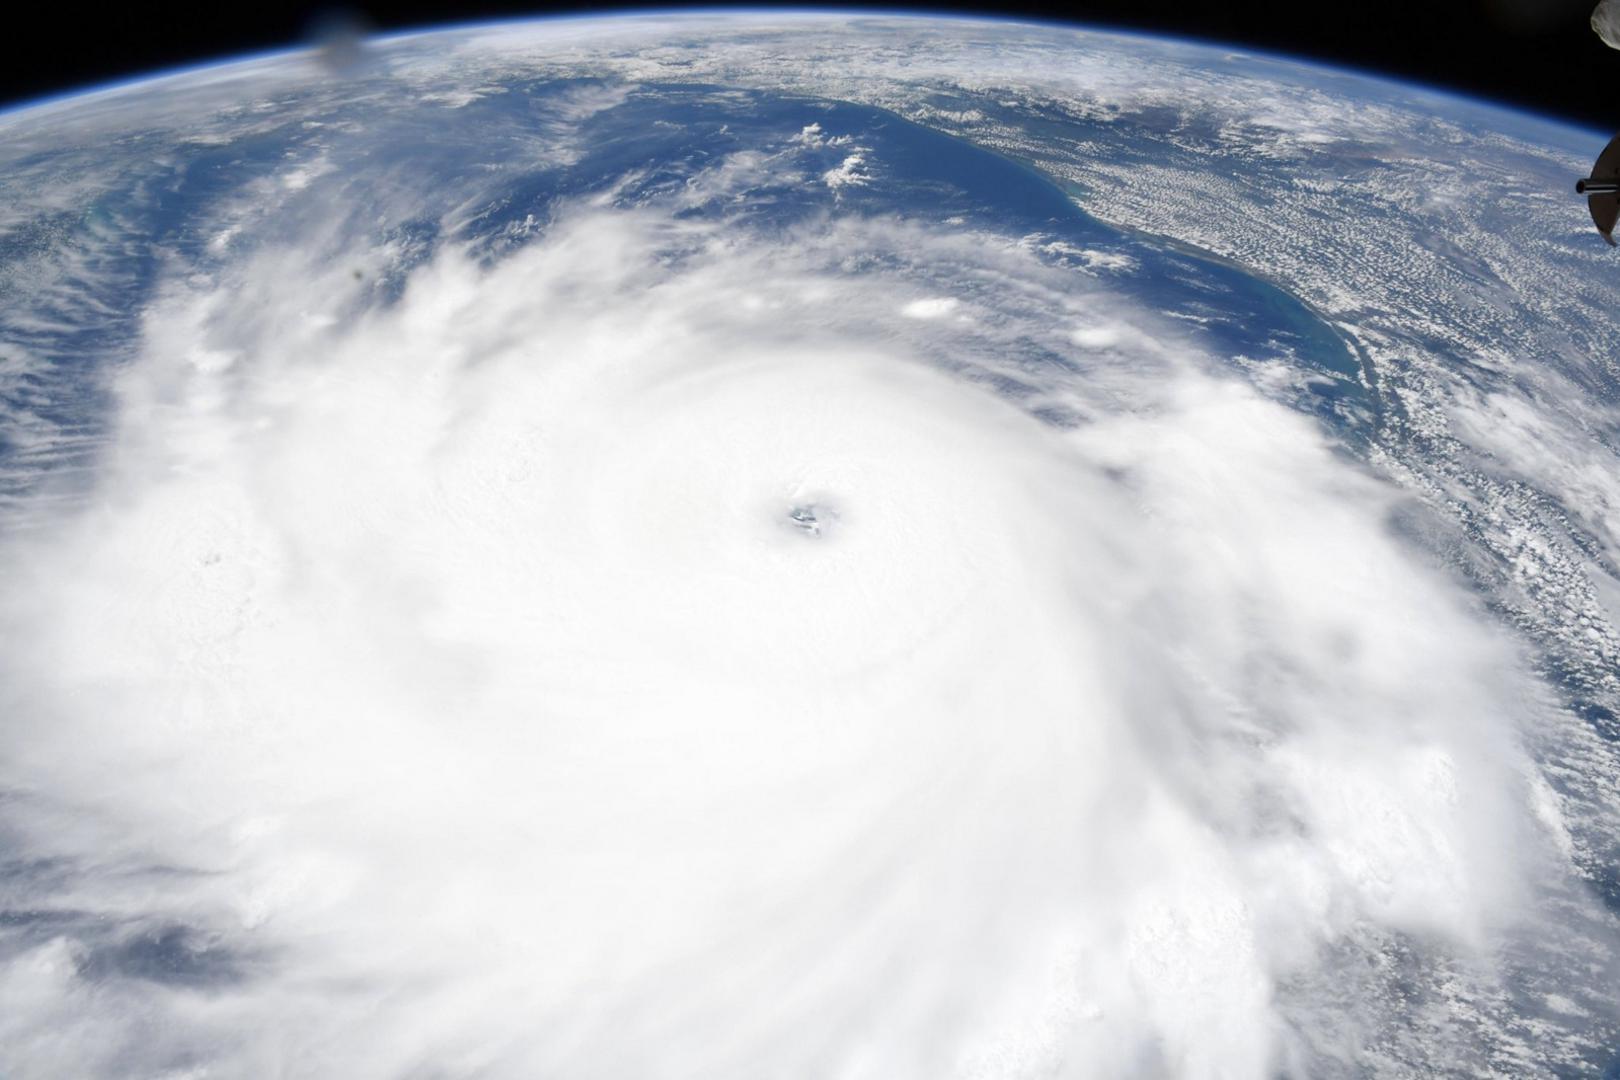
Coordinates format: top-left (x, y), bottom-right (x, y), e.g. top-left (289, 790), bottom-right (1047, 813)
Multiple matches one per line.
top-left (1, 75), bottom-right (1374, 519)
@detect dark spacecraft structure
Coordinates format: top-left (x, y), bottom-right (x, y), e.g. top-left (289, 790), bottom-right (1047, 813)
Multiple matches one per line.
top-left (1578, 133), bottom-right (1620, 245)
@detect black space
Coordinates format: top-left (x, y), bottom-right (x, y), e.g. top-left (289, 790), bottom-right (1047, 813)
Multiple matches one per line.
top-left (1, 0), bottom-right (1614, 133)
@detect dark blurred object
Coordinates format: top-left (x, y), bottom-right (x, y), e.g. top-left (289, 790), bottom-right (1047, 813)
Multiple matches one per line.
top-left (306, 9), bottom-right (374, 75)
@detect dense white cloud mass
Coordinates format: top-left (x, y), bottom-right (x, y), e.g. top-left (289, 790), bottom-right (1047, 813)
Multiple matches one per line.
top-left (0, 191), bottom-right (1566, 1076)
top-left (0, 14), bottom-right (1615, 1079)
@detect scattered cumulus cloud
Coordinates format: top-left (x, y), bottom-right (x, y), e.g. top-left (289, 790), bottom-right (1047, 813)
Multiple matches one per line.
top-left (822, 152), bottom-right (871, 190)
top-left (792, 121), bottom-right (852, 148)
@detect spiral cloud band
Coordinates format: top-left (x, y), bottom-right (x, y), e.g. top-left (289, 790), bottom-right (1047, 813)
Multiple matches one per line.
top-left (0, 18), bottom-right (1609, 1079)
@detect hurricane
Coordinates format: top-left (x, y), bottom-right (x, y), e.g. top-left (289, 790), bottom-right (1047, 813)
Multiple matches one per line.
top-left (0, 13), bottom-right (1616, 1078)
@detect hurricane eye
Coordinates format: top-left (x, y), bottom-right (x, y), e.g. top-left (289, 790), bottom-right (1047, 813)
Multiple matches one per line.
top-left (786, 502), bottom-right (834, 536)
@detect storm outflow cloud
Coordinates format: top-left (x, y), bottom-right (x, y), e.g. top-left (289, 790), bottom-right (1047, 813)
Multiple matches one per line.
top-left (0, 156), bottom-right (1569, 1076)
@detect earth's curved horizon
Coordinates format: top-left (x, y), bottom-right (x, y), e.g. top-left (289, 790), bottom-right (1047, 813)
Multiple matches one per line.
top-left (1, 11), bottom-right (1617, 1078)
top-left (4, 10), bottom-right (1609, 143)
